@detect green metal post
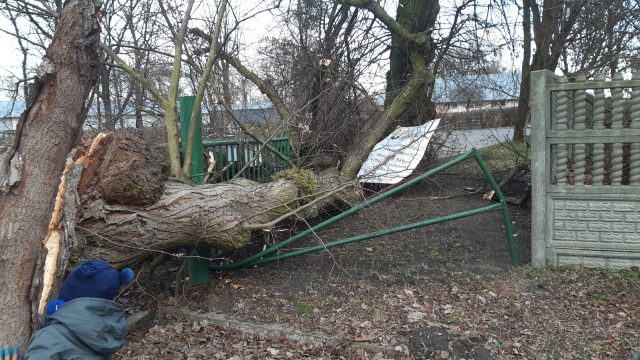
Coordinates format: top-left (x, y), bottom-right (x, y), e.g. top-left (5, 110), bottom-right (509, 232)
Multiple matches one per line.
top-left (180, 96), bottom-right (210, 284)
top-left (180, 96), bottom-right (204, 183)
top-left (472, 150), bottom-right (521, 265)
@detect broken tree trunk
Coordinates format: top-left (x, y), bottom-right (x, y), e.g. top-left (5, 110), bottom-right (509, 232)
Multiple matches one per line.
top-left (51, 132), bottom-right (360, 272)
top-left (0, 0), bottom-right (102, 346)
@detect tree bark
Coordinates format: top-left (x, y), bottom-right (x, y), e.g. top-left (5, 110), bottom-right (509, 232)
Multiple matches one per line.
top-left (384, 0), bottom-right (439, 127)
top-left (0, 0), bottom-right (101, 346)
top-left (514, 0), bottom-right (584, 142)
top-left (48, 132), bottom-right (359, 270)
top-left (513, 0), bottom-right (532, 142)
top-left (338, 0), bottom-right (439, 178)
top-left (77, 180), bottom-right (302, 268)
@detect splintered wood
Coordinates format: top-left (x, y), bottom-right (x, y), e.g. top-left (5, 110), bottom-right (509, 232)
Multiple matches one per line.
top-left (37, 133), bottom-right (107, 315)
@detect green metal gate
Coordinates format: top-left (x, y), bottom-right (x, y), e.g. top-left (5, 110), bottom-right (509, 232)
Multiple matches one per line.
top-left (203, 137), bottom-right (291, 183)
top-left (210, 148), bottom-right (520, 271)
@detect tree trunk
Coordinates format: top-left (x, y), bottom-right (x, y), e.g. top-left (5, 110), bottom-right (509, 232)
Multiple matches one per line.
top-left (0, 0), bottom-right (101, 346)
top-left (99, 61), bottom-right (115, 131)
top-left (384, 0), bottom-right (439, 127)
top-left (339, 0), bottom-right (440, 177)
top-left (514, 0), bottom-right (583, 141)
top-left (46, 131), bottom-right (359, 269)
top-left (513, 0), bottom-right (532, 143)
top-left (134, 82), bottom-right (144, 129)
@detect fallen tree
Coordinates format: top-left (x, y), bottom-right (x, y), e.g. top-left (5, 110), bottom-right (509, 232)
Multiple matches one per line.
top-left (0, 0), bottom-right (440, 346)
top-left (48, 131), bottom-right (359, 270)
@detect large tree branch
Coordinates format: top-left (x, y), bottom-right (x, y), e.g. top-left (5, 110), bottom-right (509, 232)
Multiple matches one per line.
top-left (183, 0), bottom-right (227, 177)
top-left (529, 0), bottom-right (542, 42)
top-left (164, 0), bottom-right (196, 178)
top-left (221, 52), bottom-right (295, 124)
top-left (341, 56), bottom-right (433, 177)
top-left (336, 0), bottom-right (431, 47)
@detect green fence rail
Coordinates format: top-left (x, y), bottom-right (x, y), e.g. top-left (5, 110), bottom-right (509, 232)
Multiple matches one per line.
top-left (203, 138), bottom-right (291, 183)
top-left (210, 148), bottom-right (520, 271)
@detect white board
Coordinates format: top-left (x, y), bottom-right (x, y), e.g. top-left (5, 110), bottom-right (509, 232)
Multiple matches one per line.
top-left (357, 119), bottom-right (440, 184)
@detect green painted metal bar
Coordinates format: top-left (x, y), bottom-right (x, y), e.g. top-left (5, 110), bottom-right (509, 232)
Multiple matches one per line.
top-left (250, 203), bottom-right (504, 266)
top-left (210, 149), bottom-right (479, 271)
top-left (203, 137), bottom-right (289, 147)
top-left (472, 151), bottom-right (521, 265)
top-left (203, 138), bottom-right (291, 183)
top-left (180, 96), bottom-right (204, 184)
top-left (180, 96), bottom-right (209, 285)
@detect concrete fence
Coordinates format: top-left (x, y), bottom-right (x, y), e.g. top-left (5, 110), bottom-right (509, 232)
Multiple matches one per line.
top-left (530, 70), bottom-right (640, 268)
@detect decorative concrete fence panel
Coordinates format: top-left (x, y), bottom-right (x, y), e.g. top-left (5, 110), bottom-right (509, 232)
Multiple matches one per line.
top-left (530, 70), bottom-right (640, 268)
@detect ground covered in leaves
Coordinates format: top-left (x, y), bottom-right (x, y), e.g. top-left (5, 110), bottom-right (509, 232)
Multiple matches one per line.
top-left (115, 167), bottom-right (640, 359)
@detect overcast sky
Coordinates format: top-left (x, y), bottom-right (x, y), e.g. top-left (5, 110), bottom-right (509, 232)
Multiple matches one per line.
top-left (0, 0), bottom-right (522, 101)
top-left (0, 0), bottom-right (402, 101)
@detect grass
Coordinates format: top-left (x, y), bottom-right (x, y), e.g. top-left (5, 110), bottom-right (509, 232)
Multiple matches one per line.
top-left (292, 297), bottom-right (313, 315)
top-left (488, 338), bottom-right (506, 351)
top-left (591, 293), bottom-right (613, 302)
top-left (479, 140), bottom-right (530, 172)
top-left (442, 313), bottom-right (462, 325)
top-left (358, 297), bottom-right (376, 308)
top-left (436, 140), bottom-right (530, 177)
top-left (599, 267), bottom-right (640, 281)
top-left (480, 140), bottom-right (530, 161)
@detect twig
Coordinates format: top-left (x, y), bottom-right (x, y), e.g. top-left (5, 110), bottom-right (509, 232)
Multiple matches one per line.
top-left (190, 162), bottom-right (233, 181)
top-left (242, 180), bottom-right (359, 230)
top-left (174, 259), bottom-right (188, 301)
top-left (75, 225), bottom-right (222, 262)
top-left (396, 190), bottom-right (482, 201)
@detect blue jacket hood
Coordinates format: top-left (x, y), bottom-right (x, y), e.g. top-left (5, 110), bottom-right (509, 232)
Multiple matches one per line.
top-left (26, 297), bottom-right (126, 359)
top-left (48, 298), bottom-right (126, 354)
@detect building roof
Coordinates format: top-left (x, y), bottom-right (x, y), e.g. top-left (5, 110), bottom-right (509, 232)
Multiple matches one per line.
top-left (0, 99), bottom-right (277, 119)
top-left (433, 71), bottom-right (521, 104)
top-left (0, 100), bottom-right (25, 118)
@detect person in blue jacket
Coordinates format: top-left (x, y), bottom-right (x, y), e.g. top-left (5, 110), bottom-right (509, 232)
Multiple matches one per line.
top-left (24, 259), bottom-right (134, 360)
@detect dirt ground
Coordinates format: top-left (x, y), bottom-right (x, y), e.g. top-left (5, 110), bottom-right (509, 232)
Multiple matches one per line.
top-left (115, 169), bottom-right (640, 360)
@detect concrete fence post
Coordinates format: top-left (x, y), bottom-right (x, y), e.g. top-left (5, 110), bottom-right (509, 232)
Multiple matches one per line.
top-left (530, 70), bottom-right (555, 267)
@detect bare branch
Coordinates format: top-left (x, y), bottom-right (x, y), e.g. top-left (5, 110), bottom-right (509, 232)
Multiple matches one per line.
top-left (336, 0), bottom-right (431, 46)
top-left (183, 0), bottom-right (228, 177)
top-left (98, 42), bottom-right (167, 105)
top-left (9, 0), bottom-right (58, 18)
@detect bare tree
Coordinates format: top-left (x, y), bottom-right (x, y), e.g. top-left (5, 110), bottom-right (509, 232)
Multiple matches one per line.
top-left (0, 0), bottom-right (560, 347)
top-left (558, 0), bottom-right (639, 77)
top-left (510, 0), bottom-right (639, 141)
